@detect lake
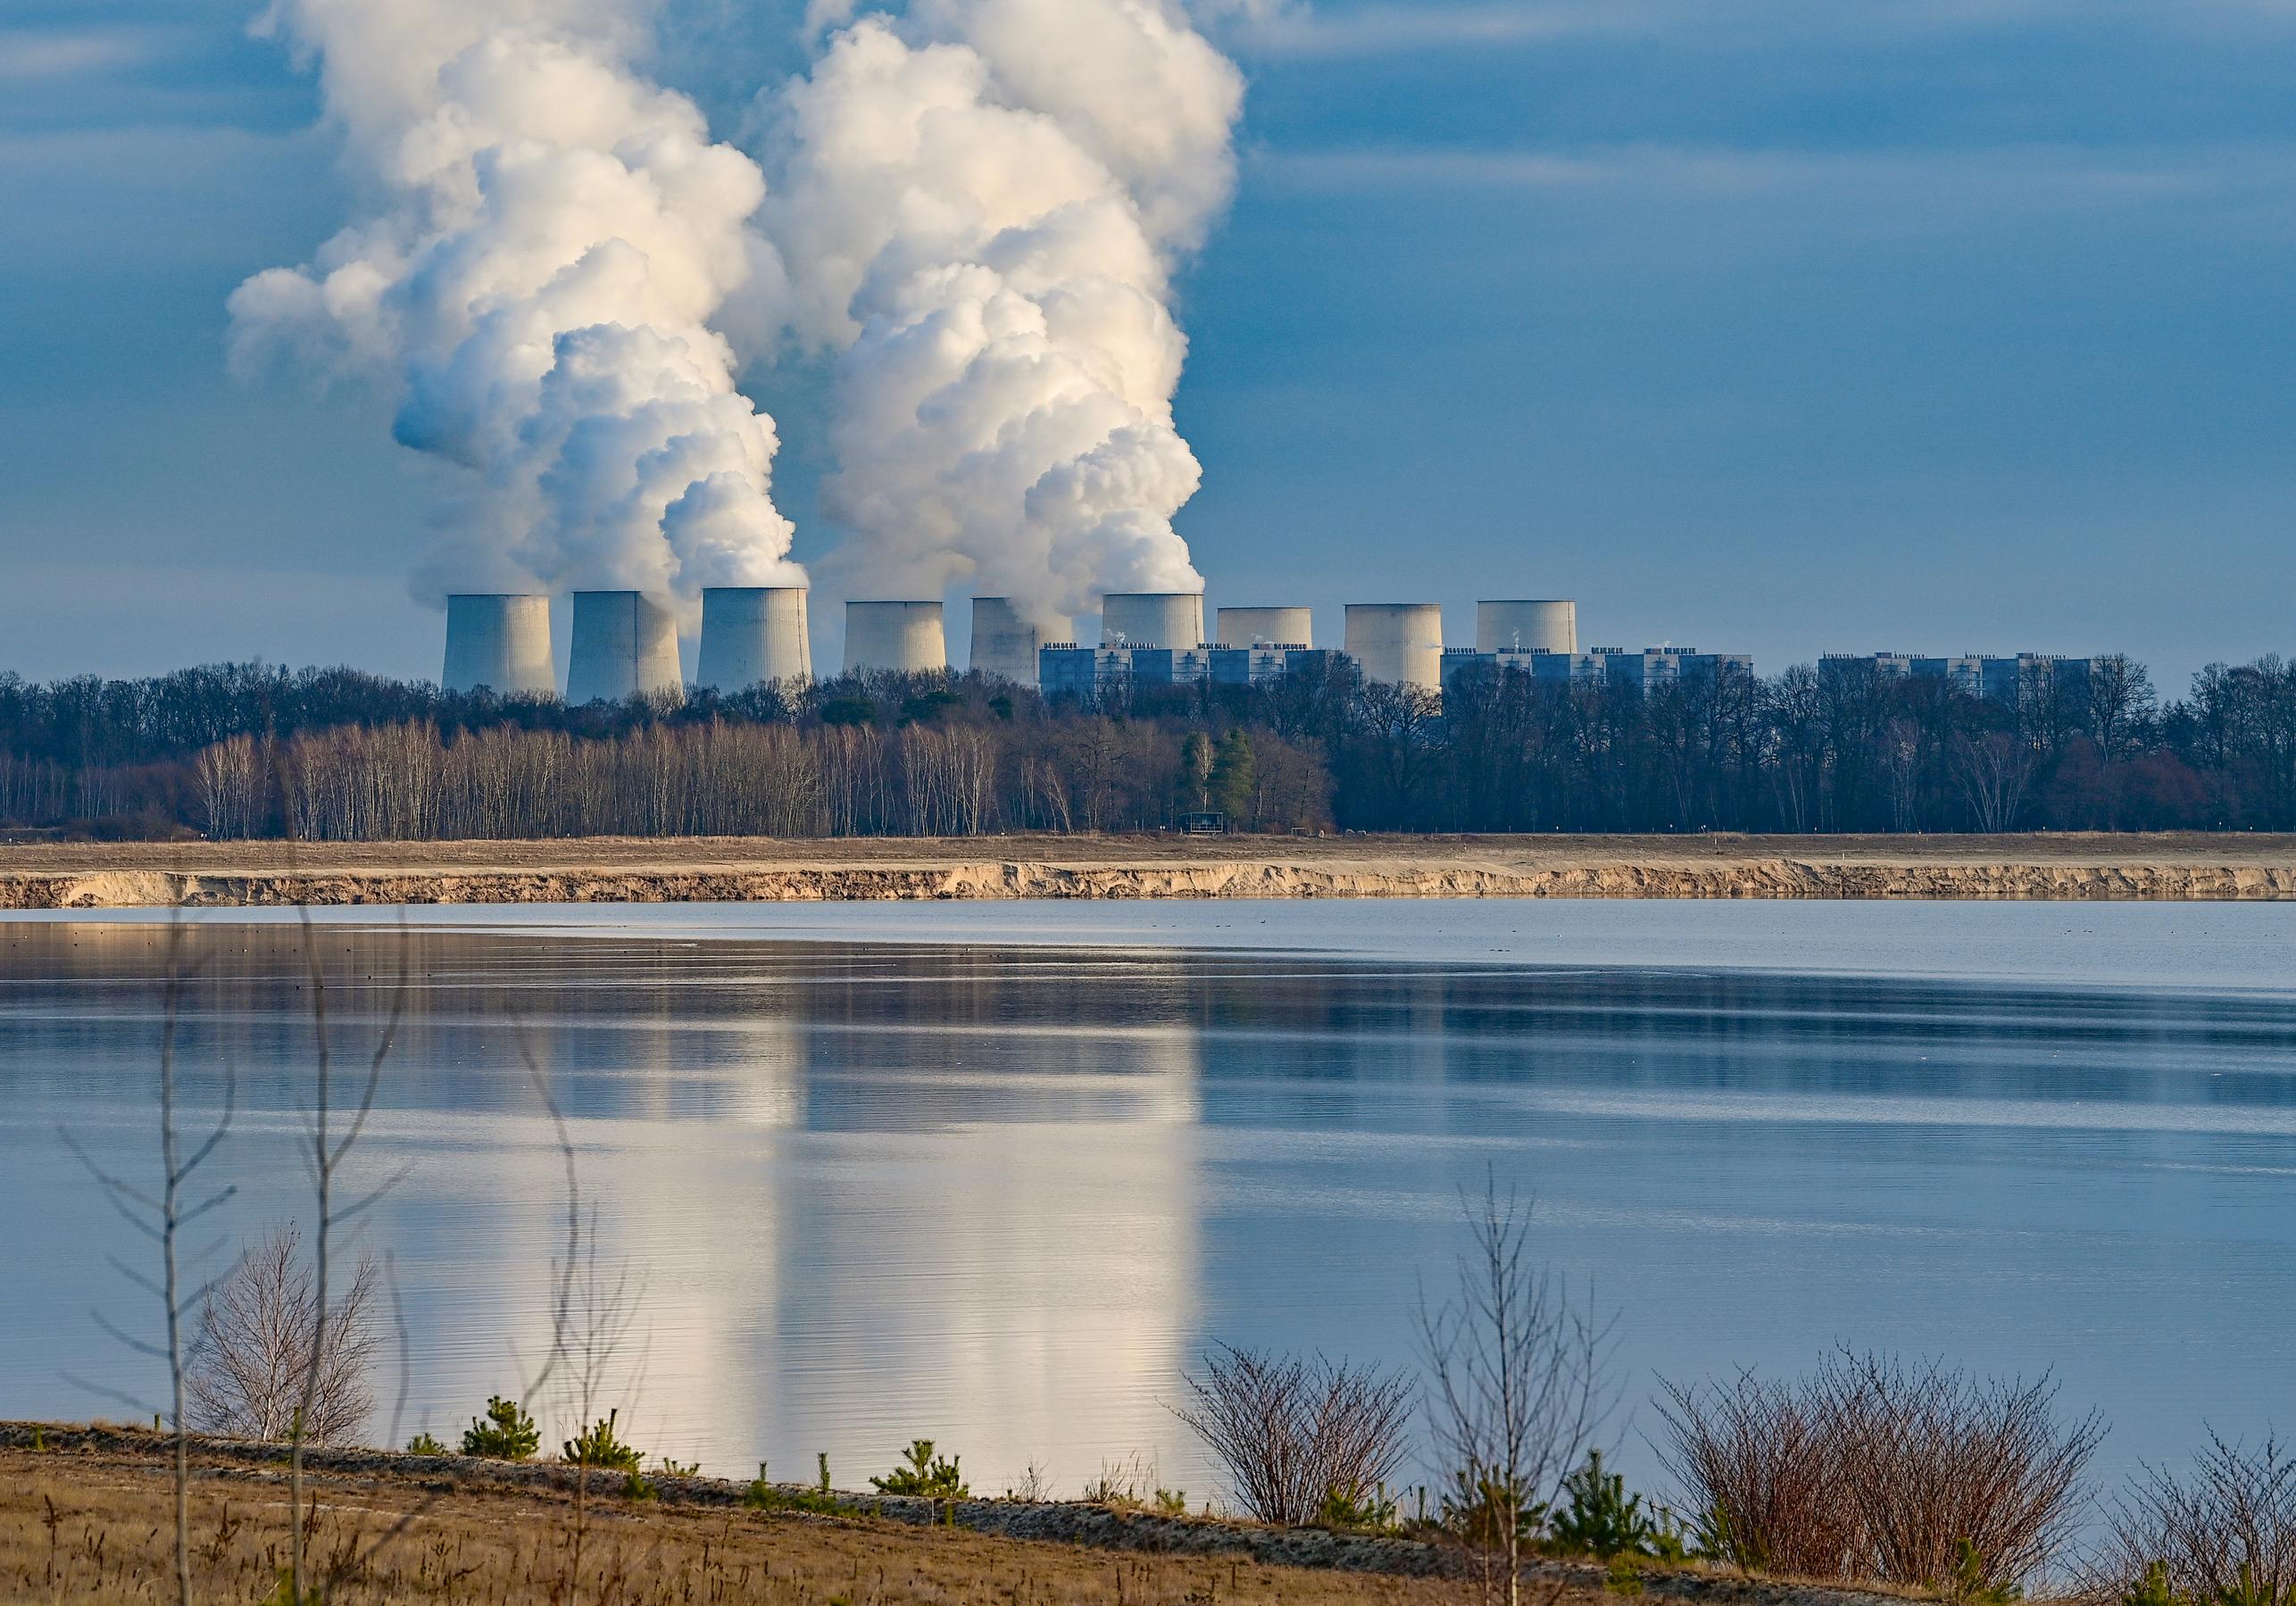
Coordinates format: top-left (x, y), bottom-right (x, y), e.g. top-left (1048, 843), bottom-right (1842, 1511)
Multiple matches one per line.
top-left (2, 899), bottom-right (2292, 1509)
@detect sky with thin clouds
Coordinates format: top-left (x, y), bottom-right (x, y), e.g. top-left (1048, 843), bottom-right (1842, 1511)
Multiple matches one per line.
top-left (4, 0), bottom-right (2294, 688)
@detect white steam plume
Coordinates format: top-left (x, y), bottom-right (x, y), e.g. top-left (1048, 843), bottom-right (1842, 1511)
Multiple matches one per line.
top-left (229, 0), bottom-right (803, 605)
top-left (754, 0), bottom-right (1246, 628)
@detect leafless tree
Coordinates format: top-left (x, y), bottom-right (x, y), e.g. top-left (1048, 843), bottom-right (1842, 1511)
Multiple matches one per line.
top-left (2086, 654), bottom-right (2158, 761)
top-left (61, 911), bottom-right (236, 1606)
top-left (2095, 1433), bottom-right (2296, 1606)
top-left (1952, 731), bottom-right (2037, 833)
top-left (187, 1222), bottom-right (381, 1444)
top-left (1174, 1346), bottom-right (1414, 1526)
top-left (1416, 1177), bottom-right (1615, 1606)
top-left (282, 904), bottom-right (409, 1605)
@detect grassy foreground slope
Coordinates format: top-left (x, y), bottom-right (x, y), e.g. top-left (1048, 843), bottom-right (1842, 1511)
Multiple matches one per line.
top-left (0, 1426), bottom-right (1928, 1606)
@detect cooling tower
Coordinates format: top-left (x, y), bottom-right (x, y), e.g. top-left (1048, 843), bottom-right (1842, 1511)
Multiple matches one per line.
top-left (1477, 599), bottom-right (1578, 655)
top-left (1100, 592), bottom-right (1205, 649)
top-left (696, 587), bottom-right (811, 690)
top-left (1344, 603), bottom-right (1444, 689)
top-left (969, 597), bottom-right (1062, 684)
top-left (1216, 606), bottom-right (1314, 649)
top-left (844, 601), bottom-right (946, 675)
top-left (443, 594), bottom-right (556, 697)
top-left (565, 590), bottom-right (683, 704)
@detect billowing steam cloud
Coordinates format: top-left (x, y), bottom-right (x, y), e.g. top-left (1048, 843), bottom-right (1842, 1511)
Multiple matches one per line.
top-left (230, 0), bottom-right (803, 604)
top-left (755, 0), bottom-right (1246, 628)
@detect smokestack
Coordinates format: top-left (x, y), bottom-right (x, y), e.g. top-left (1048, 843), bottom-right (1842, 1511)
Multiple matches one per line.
top-left (1216, 606), bottom-right (1313, 648)
top-left (1101, 593), bottom-right (1206, 650)
top-left (443, 594), bottom-right (556, 697)
top-left (697, 587), bottom-right (811, 690)
top-left (1344, 603), bottom-right (1444, 689)
top-left (844, 601), bottom-right (947, 675)
top-left (970, 597), bottom-right (1060, 684)
top-left (566, 591), bottom-right (683, 704)
top-left (1476, 600), bottom-right (1577, 655)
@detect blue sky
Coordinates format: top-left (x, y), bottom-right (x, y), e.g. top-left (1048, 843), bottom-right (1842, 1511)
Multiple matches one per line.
top-left (4, 0), bottom-right (2293, 692)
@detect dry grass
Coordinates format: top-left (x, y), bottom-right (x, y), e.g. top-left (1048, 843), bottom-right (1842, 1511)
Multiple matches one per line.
top-left (0, 1438), bottom-right (1544, 1606)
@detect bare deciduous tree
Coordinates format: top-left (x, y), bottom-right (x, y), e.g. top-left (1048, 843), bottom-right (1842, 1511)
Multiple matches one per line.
top-left (1417, 1178), bottom-right (1614, 1606)
top-left (1952, 731), bottom-right (2037, 833)
top-left (187, 1222), bottom-right (380, 1444)
top-left (283, 903), bottom-right (409, 1605)
top-left (62, 911), bottom-right (236, 1606)
top-left (1174, 1346), bottom-right (1413, 1526)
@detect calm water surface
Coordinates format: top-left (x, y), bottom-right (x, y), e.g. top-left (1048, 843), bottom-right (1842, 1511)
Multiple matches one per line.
top-left (3, 900), bottom-right (2292, 1502)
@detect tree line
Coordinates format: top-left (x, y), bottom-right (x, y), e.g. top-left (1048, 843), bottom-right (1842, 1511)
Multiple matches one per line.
top-left (4, 649), bottom-right (2295, 838)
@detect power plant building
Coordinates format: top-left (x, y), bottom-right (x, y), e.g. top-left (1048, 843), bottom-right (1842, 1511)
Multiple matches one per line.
top-left (565, 590), bottom-right (682, 704)
top-left (696, 586), bottom-right (811, 690)
top-left (844, 601), bottom-right (947, 675)
top-left (1210, 645), bottom-right (1341, 686)
top-left (443, 593), bottom-right (556, 697)
top-left (1343, 603), bottom-right (1444, 689)
top-left (1441, 645), bottom-right (1751, 691)
top-left (1595, 646), bottom-right (1753, 692)
top-left (1440, 646), bottom-right (1605, 688)
top-left (1037, 645), bottom-right (1131, 698)
top-left (1822, 652), bottom-right (2091, 704)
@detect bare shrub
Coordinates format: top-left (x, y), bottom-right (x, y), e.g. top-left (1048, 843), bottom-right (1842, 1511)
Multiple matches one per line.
top-left (1175, 1345), bottom-right (1413, 1526)
top-left (1654, 1369), bottom-right (1864, 1577)
top-left (1658, 1349), bottom-right (2102, 1593)
top-left (1831, 1352), bottom-right (2101, 1592)
top-left (2095, 1433), bottom-right (2296, 1606)
top-left (1417, 1179), bottom-right (1613, 1606)
top-left (187, 1223), bottom-right (381, 1444)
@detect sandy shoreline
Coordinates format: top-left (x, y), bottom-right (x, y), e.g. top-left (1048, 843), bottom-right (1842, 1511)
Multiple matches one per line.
top-left (4, 832), bottom-right (2295, 907)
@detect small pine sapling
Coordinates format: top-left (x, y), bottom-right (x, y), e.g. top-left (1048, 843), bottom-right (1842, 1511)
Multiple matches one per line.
top-left (871, 1439), bottom-right (969, 1500)
top-left (1551, 1451), bottom-right (1656, 1560)
top-left (562, 1408), bottom-right (643, 1472)
top-left (462, 1395), bottom-right (539, 1460)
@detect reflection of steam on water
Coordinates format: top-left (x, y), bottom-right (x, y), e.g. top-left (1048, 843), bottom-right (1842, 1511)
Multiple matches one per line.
top-left (760, 1022), bottom-right (1202, 1493)
top-left (6, 927), bottom-right (1210, 1485)
top-left (446, 1007), bottom-right (811, 1465)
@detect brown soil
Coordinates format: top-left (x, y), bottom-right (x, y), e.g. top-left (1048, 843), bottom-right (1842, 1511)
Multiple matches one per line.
top-left (3, 832), bottom-right (2295, 909)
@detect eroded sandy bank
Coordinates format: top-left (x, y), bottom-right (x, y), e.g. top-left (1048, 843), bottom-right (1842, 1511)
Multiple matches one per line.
top-left (4, 833), bottom-right (2295, 907)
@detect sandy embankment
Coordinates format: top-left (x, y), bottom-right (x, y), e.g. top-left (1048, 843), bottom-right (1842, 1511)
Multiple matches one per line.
top-left (4, 833), bottom-right (2295, 908)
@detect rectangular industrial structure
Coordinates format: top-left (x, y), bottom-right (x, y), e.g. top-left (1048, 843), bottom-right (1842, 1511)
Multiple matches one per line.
top-left (1818, 652), bottom-right (2093, 705)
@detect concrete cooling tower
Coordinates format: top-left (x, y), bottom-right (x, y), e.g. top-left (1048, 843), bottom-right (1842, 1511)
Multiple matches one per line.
top-left (443, 594), bottom-right (556, 696)
top-left (1216, 606), bottom-right (1313, 648)
top-left (1345, 603), bottom-right (1444, 689)
top-left (844, 601), bottom-right (946, 675)
top-left (1100, 592), bottom-right (1205, 649)
top-left (696, 587), bottom-right (811, 690)
top-left (1477, 599), bottom-right (1577, 655)
top-left (969, 597), bottom-right (1058, 684)
top-left (565, 590), bottom-right (683, 704)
